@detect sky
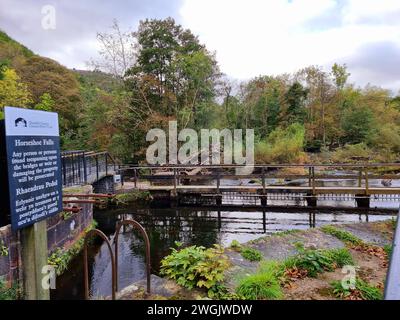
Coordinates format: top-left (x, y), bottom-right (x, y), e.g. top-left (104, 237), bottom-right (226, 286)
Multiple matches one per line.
top-left (0, 0), bottom-right (399, 93)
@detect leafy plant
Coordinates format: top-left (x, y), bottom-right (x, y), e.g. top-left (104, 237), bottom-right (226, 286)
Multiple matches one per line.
top-left (48, 219), bottom-right (98, 275)
top-left (160, 244), bottom-right (229, 297)
top-left (61, 211), bottom-right (73, 221)
top-left (241, 247), bottom-right (262, 262)
top-left (321, 225), bottom-right (363, 246)
top-left (236, 262), bottom-right (283, 300)
top-left (229, 240), bottom-right (242, 251)
top-left (0, 240), bottom-right (8, 256)
top-left (115, 190), bottom-right (152, 205)
top-left (331, 279), bottom-right (383, 300)
top-left (284, 244), bottom-right (354, 277)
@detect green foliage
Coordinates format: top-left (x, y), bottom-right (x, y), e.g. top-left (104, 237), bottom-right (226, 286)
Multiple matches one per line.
top-left (61, 211), bottom-right (73, 221)
top-left (285, 82), bottom-right (308, 124)
top-left (341, 106), bottom-right (375, 144)
top-left (34, 93), bottom-right (54, 111)
top-left (384, 244), bottom-right (392, 257)
top-left (229, 240), bottom-right (242, 251)
top-left (321, 225), bottom-right (364, 245)
top-left (0, 30), bottom-right (33, 57)
top-left (48, 220), bottom-right (98, 275)
top-left (331, 279), bottom-right (383, 300)
top-left (0, 67), bottom-right (32, 109)
top-left (241, 247), bottom-right (262, 262)
top-left (115, 190), bottom-right (152, 205)
top-left (255, 123), bottom-right (307, 164)
top-left (284, 244), bottom-right (354, 277)
top-left (331, 143), bottom-right (372, 163)
top-left (0, 278), bottom-right (19, 300)
top-left (160, 244), bottom-right (229, 297)
top-left (0, 240), bottom-right (8, 256)
top-left (236, 261), bottom-right (283, 300)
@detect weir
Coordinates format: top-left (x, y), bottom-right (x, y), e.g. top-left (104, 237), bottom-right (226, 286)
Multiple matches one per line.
top-left (117, 163), bottom-right (400, 210)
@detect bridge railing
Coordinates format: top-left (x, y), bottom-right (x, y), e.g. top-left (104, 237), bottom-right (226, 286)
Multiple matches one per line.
top-left (117, 163), bottom-right (400, 193)
top-left (61, 150), bottom-right (117, 187)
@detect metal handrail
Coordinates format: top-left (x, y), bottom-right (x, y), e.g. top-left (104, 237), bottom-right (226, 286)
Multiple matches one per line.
top-left (83, 229), bottom-right (116, 300)
top-left (385, 208), bottom-right (400, 300)
top-left (114, 220), bottom-right (151, 295)
top-left (118, 163), bottom-right (400, 169)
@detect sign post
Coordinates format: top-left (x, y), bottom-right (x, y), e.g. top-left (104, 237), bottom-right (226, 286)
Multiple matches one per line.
top-left (3, 106), bottom-right (63, 300)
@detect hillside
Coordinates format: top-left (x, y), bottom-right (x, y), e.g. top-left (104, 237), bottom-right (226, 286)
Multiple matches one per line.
top-left (0, 31), bottom-right (119, 151)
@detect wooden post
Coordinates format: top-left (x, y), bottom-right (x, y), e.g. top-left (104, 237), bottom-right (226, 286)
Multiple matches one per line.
top-left (358, 169), bottom-right (362, 188)
top-left (20, 220), bottom-right (49, 300)
top-left (365, 168), bottom-right (369, 195)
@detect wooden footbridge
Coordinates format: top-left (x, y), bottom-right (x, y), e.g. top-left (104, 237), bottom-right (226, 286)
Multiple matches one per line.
top-left (118, 163), bottom-right (400, 209)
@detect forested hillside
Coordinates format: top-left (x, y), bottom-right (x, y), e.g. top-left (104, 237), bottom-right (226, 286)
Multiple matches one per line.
top-left (1, 18), bottom-right (400, 164)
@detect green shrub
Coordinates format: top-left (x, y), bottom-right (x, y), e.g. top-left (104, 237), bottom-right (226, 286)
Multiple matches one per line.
top-left (284, 244), bottom-right (354, 277)
top-left (229, 240), bottom-right (242, 251)
top-left (321, 225), bottom-right (364, 246)
top-left (255, 123), bottom-right (307, 164)
top-left (115, 190), bottom-right (152, 205)
top-left (236, 262), bottom-right (283, 300)
top-left (241, 247), bottom-right (262, 262)
top-left (160, 244), bottom-right (229, 297)
top-left (331, 143), bottom-right (372, 163)
top-left (331, 279), bottom-right (383, 300)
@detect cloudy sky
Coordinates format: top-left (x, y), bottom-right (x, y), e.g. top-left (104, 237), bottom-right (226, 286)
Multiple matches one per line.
top-left (1, 0), bottom-right (399, 92)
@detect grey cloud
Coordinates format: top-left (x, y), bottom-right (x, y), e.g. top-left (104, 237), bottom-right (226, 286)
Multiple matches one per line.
top-left (0, 0), bottom-right (183, 68)
top-left (339, 41), bottom-right (400, 93)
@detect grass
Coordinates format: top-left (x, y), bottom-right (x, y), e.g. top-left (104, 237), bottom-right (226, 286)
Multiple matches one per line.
top-left (241, 247), bottom-right (262, 262)
top-left (236, 261), bottom-right (283, 300)
top-left (384, 244), bottom-right (393, 257)
top-left (321, 225), bottom-right (364, 246)
top-left (331, 278), bottom-right (383, 300)
top-left (235, 246), bottom-right (354, 300)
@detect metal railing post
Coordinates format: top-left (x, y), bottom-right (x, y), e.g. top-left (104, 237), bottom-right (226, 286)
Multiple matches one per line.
top-left (83, 152), bottom-right (87, 184)
top-left (96, 155), bottom-right (99, 181)
top-left (385, 208), bottom-right (400, 300)
top-left (105, 153), bottom-right (108, 176)
top-left (173, 168), bottom-right (177, 193)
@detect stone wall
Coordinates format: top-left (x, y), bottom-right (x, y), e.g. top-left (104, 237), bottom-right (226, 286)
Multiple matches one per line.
top-left (0, 185), bottom-right (93, 286)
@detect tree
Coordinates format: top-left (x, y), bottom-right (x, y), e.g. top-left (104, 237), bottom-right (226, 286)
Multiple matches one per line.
top-left (34, 93), bottom-right (55, 111)
top-left (331, 63), bottom-right (350, 90)
top-left (285, 82), bottom-right (308, 125)
top-left (341, 106), bottom-right (375, 144)
top-left (88, 19), bottom-right (135, 79)
top-left (0, 67), bottom-right (32, 118)
top-left (17, 56), bottom-right (82, 132)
